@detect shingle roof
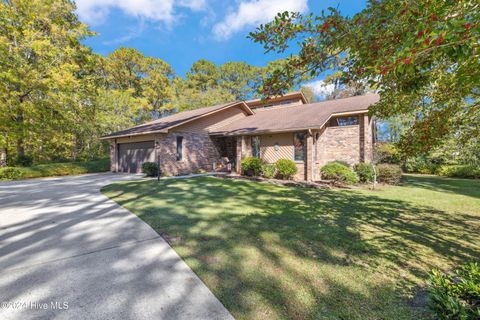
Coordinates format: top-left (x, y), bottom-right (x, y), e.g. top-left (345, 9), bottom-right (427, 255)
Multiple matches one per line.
top-left (101, 101), bottom-right (249, 139)
top-left (209, 93), bottom-right (379, 136)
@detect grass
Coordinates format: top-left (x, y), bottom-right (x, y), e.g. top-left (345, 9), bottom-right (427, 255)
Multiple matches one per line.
top-left (102, 174), bottom-right (480, 319)
top-left (0, 159), bottom-right (110, 180)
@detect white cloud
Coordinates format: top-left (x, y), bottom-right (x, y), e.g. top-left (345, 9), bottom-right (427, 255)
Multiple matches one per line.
top-left (305, 80), bottom-right (336, 99)
top-left (212, 0), bottom-right (308, 40)
top-left (75, 0), bottom-right (206, 26)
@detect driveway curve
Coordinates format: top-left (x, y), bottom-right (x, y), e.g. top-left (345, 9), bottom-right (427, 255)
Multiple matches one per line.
top-left (0, 173), bottom-right (233, 320)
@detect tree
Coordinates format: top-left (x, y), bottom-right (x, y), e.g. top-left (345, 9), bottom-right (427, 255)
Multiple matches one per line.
top-left (174, 60), bottom-right (262, 111)
top-left (104, 48), bottom-right (175, 122)
top-left (186, 59), bottom-right (220, 92)
top-left (300, 86), bottom-right (316, 103)
top-left (219, 61), bottom-right (259, 100)
top-left (0, 0), bottom-right (94, 164)
top-left (249, 1), bottom-right (480, 155)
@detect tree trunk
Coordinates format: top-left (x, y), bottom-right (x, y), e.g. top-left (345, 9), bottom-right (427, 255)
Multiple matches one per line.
top-left (16, 114), bottom-right (25, 159)
top-left (0, 146), bottom-right (6, 167)
top-left (16, 137), bottom-right (25, 158)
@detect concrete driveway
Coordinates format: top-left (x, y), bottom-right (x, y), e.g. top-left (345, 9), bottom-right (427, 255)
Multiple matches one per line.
top-left (0, 173), bottom-right (233, 320)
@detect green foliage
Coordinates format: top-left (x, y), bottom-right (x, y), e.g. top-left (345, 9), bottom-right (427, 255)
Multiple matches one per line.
top-left (300, 85), bottom-right (316, 103)
top-left (320, 162), bottom-right (359, 184)
top-left (404, 156), bottom-right (441, 174)
top-left (354, 163), bottom-right (375, 183)
top-left (241, 157), bottom-right (263, 176)
top-left (375, 143), bottom-right (401, 164)
top-left (428, 263), bottom-right (480, 320)
top-left (436, 165), bottom-right (480, 179)
top-left (0, 159), bottom-right (110, 180)
top-left (376, 164), bottom-right (402, 185)
top-left (330, 160), bottom-right (351, 168)
top-left (275, 159), bottom-right (298, 180)
top-left (249, 2), bottom-right (480, 155)
top-left (0, 1), bottom-right (263, 165)
top-left (0, 167), bottom-right (24, 180)
top-left (261, 163), bottom-right (276, 179)
top-left (15, 155), bottom-right (33, 167)
top-left (141, 162), bottom-right (159, 177)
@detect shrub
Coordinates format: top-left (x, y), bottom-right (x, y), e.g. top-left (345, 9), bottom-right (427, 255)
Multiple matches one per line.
top-left (241, 157), bottom-right (263, 176)
top-left (374, 143), bottom-right (401, 164)
top-left (0, 159), bottom-right (110, 181)
top-left (262, 163), bottom-right (276, 179)
top-left (376, 163), bottom-right (402, 184)
top-left (330, 160), bottom-right (351, 168)
top-left (404, 156), bottom-right (439, 174)
top-left (354, 163), bottom-right (375, 183)
top-left (141, 162), bottom-right (159, 177)
top-left (436, 165), bottom-right (480, 179)
top-left (16, 155), bottom-right (33, 167)
top-left (428, 262), bottom-right (480, 319)
top-left (275, 159), bottom-right (298, 180)
top-left (0, 167), bottom-right (24, 180)
top-left (320, 162), bottom-right (359, 184)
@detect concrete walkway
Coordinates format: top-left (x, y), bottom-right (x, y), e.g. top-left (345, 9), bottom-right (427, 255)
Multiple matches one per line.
top-left (0, 173), bottom-right (233, 320)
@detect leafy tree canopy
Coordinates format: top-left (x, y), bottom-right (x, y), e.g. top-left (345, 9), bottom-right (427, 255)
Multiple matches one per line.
top-left (249, 0), bottom-right (480, 155)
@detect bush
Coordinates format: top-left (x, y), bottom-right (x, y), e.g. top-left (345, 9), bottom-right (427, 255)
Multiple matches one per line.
top-left (375, 143), bottom-right (401, 164)
top-left (428, 262), bottom-right (480, 319)
top-left (436, 165), bottom-right (480, 179)
top-left (320, 162), bottom-right (359, 184)
top-left (404, 156), bottom-right (439, 174)
top-left (275, 159), bottom-right (298, 180)
top-left (0, 159), bottom-right (110, 181)
top-left (241, 157), bottom-right (263, 176)
top-left (330, 160), bottom-right (351, 168)
top-left (141, 162), bottom-right (159, 177)
top-left (354, 163), bottom-right (375, 183)
top-left (262, 163), bottom-right (276, 179)
top-left (0, 167), bottom-right (24, 180)
top-left (16, 155), bottom-right (33, 167)
top-left (376, 163), bottom-right (402, 184)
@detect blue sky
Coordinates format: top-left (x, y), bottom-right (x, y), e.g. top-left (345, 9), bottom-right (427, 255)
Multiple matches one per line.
top-left (76, 0), bottom-right (367, 95)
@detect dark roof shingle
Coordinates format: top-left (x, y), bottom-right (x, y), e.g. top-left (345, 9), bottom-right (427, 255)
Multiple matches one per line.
top-left (210, 93), bottom-right (379, 135)
top-left (102, 101), bottom-right (241, 139)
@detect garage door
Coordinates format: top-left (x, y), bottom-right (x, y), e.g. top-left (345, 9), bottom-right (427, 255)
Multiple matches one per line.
top-left (118, 141), bottom-right (155, 173)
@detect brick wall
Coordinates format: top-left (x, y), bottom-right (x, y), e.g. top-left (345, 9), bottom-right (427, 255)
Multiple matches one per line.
top-left (155, 132), bottom-right (221, 176)
top-left (316, 123), bottom-right (361, 167)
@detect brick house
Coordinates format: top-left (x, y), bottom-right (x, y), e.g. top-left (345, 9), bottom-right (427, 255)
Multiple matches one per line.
top-left (101, 92), bottom-right (378, 181)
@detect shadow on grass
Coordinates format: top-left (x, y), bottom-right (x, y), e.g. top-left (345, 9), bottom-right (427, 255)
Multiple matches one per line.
top-left (103, 176), bottom-right (480, 320)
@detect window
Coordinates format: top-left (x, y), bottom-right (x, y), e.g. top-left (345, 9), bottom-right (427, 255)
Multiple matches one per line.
top-left (251, 136), bottom-right (260, 158)
top-left (176, 136), bottom-right (183, 161)
top-left (331, 116), bottom-right (359, 126)
top-left (294, 132), bottom-right (305, 161)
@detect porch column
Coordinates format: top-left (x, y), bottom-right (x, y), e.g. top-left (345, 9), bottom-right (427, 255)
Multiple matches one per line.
top-left (305, 132), bottom-right (314, 181)
top-left (235, 136), bottom-right (242, 173)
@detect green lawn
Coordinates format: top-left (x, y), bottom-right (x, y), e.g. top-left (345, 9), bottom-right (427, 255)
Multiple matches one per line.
top-left (102, 174), bottom-right (480, 320)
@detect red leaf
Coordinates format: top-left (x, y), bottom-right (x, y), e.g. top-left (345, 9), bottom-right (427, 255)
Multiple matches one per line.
top-left (434, 34), bottom-right (444, 46)
top-left (320, 22), bottom-right (330, 33)
top-left (403, 58), bottom-right (412, 65)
